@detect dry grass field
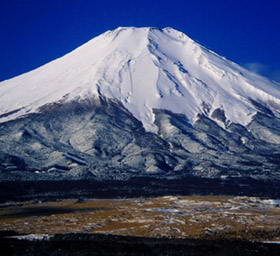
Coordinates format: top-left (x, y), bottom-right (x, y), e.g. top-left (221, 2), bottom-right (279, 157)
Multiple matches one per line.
top-left (1, 195), bottom-right (280, 241)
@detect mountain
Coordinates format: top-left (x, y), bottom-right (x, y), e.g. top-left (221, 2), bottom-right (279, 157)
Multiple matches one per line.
top-left (0, 27), bottom-right (280, 181)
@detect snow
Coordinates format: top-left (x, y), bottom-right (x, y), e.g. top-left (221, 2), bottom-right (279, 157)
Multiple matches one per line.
top-left (8, 234), bottom-right (53, 241)
top-left (0, 26), bottom-right (280, 132)
top-left (261, 199), bottom-right (280, 206)
top-left (147, 207), bottom-right (181, 213)
top-left (261, 241), bottom-right (280, 244)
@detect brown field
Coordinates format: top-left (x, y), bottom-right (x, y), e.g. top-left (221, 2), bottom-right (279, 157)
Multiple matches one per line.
top-left (1, 195), bottom-right (280, 241)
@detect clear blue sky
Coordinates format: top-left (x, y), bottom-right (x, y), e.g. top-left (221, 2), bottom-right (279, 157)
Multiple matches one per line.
top-left (1, 0), bottom-right (280, 83)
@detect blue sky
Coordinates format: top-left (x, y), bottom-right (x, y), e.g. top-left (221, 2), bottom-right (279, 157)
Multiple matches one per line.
top-left (1, 0), bottom-right (280, 83)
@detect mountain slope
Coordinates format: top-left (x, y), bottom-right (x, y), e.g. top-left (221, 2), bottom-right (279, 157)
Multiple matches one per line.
top-left (0, 27), bottom-right (280, 181)
top-left (1, 27), bottom-right (280, 131)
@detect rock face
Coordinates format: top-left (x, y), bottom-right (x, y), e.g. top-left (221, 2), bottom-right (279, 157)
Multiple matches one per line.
top-left (0, 27), bottom-right (280, 181)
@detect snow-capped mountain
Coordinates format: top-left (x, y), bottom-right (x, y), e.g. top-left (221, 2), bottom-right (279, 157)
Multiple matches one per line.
top-left (0, 27), bottom-right (280, 181)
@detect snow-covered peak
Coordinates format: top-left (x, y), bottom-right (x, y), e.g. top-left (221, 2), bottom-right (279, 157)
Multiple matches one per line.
top-left (0, 27), bottom-right (280, 132)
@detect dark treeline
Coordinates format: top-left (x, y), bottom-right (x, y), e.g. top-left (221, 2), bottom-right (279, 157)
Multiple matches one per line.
top-left (1, 232), bottom-right (280, 256)
top-left (1, 176), bottom-right (280, 203)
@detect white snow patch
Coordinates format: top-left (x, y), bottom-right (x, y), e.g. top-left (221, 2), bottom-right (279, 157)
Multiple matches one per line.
top-left (261, 241), bottom-right (280, 244)
top-left (261, 199), bottom-right (280, 206)
top-left (8, 234), bottom-right (53, 241)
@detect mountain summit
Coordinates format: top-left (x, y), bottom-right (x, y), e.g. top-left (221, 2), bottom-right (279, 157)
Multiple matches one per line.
top-left (0, 27), bottom-right (280, 181)
top-left (1, 27), bottom-right (279, 132)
